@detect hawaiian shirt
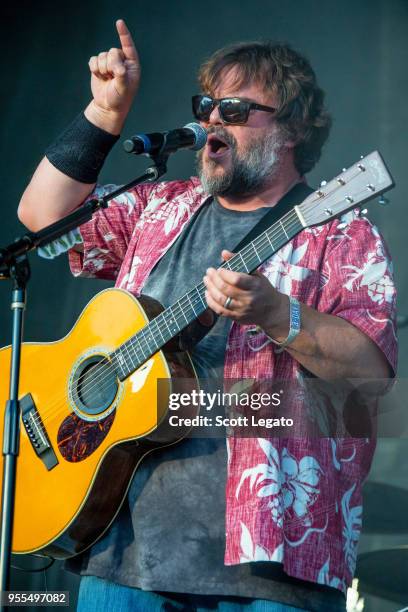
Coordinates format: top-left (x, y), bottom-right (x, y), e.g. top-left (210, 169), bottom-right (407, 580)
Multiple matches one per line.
top-left (68, 177), bottom-right (397, 595)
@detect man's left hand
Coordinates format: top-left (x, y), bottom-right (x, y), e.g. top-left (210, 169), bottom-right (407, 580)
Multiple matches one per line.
top-left (203, 250), bottom-right (288, 328)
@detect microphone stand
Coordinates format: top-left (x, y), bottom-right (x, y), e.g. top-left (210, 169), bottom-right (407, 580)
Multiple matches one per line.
top-left (0, 152), bottom-right (168, 609)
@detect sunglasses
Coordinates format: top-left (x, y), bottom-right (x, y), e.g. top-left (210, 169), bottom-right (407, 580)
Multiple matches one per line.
top-left (192, 94), bottom-right (277, 125)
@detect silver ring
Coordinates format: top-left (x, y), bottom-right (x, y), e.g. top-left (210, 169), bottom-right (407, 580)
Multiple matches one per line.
top-left (224, 296), bottom-right (232, 309)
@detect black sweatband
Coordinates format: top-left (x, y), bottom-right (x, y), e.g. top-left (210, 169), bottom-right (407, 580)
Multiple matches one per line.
top-left (45, 112), bottom-right (120, 183)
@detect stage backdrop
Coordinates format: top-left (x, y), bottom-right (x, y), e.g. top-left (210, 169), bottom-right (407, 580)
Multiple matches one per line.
top-left (0, 1), bottom-right (406, 610)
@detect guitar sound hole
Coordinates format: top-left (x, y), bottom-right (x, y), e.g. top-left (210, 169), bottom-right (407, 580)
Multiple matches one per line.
top-left (72, 356), bottom-right (118, 418)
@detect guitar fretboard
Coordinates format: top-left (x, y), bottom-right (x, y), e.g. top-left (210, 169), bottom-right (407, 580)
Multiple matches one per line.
top-left (110, 208), bottom-right (303, 380)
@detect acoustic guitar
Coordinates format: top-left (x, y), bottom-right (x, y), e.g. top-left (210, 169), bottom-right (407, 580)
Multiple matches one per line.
top-left (0, 151), bottom-right (393, 559)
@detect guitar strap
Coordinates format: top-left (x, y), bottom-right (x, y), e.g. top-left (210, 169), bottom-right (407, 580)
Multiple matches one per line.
top-left (176, 181), bottom-right (314, 351)
top-left (232, 181), bottom-right (314, 253)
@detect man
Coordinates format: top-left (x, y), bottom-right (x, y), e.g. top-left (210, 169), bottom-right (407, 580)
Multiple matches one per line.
top-left (18, 19), bottom-right (396, 612)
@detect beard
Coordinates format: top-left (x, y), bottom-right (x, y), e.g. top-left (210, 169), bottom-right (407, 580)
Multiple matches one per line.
top-left (197, 126), bottom-right (286, 199)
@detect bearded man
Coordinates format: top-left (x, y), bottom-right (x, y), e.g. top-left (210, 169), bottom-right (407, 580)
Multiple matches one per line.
top-left (18, 19), bottom-right (396, 612)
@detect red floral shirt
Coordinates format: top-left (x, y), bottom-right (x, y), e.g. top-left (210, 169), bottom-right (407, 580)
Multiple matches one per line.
top-left (69, 177), bottom-right (397, 595)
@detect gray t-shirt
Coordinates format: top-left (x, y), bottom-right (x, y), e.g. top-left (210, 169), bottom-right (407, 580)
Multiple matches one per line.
top-left (67, 198), bottom-right (345, 612)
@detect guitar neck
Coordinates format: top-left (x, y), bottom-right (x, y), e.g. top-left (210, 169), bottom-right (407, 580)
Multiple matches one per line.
top-left (105, 150), bottom-right (395, 380)
top-left (110, 208), bottom-right (303, 379)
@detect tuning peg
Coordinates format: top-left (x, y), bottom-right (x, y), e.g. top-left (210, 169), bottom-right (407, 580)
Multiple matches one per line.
top-left (320, 180), bottom-right (327, 187)
top-left (378, 195), bottom-right (390, 206)
top-left (361, 208), bottom-right (368, 215)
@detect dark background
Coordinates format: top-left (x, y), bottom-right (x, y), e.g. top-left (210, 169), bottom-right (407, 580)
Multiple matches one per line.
top-left (0, 1), bottom-right (407, 610)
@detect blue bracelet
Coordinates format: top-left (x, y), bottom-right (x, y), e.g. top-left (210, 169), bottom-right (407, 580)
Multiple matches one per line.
top-left (263, 296), bottom-right (301, 353)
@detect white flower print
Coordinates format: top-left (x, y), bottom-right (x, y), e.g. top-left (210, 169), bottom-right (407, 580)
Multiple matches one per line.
top-left (280, 449), bottom-right (322, 519)
top-left (84, 247), bottom-right (110, 271)
top-left (366, 274), bottom-right (394, 304)
top-left (367, 310), bottom-right (397, 342)
top-left (262, 241), bottom-right (311, 295)
top-left (236, 439), bottom-right (323, 528)
top-left (330, 439), bottom-right (356, 471)
top-left (341, 483), bottom-right (362, 574)
top-left (119, 256), bottom-right (142, 290)
top-left (92, 184), bottom-right (137, 216)
top-left (138, 196), bottom-right (169, 228)
top-left (239, 522), bottom-right (283, 562)
top-left (342, 231), bottom-right (395, 306)
top-left (93, 183), bottom-right (119, 199)
top-left (145, 195), bottom-right (168, 214)
top-left (305, 224), bottom-right (325, 237)
top-left (325, 212), bottom-right (355, 242)
top-left (317, 556), bottom-right (346, 590)
top-left (164, 198), bottom-right (192, 235)
top-left (113, 190), bottom-right (137, 215)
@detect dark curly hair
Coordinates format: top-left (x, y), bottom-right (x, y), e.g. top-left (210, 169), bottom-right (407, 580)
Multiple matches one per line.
top-left (198, 41), bottom-right (332, 175)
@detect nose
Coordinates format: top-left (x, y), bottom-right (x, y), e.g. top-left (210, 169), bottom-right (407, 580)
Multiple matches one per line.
top-left (204, 103), bottom-right (223, 127)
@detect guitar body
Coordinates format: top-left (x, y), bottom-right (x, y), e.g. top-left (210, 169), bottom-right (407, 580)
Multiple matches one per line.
top-left (0, 288), bottom-right (197, 559)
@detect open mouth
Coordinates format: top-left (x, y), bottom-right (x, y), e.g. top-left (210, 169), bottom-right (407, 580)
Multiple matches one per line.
top-left (207, 134), bottom-right (230, 158)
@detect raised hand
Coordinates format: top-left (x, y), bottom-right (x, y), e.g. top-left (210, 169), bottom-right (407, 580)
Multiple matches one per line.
top-left (86, 19), bottom-right (141, 133)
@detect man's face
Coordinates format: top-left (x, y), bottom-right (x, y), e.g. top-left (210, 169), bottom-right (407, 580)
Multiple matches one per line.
top-left (196, 66), bottom-right (286, 199)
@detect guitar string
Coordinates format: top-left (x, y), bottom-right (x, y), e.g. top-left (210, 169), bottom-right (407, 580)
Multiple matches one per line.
top-left (46, 167), bottom-right (370, 414)
top-left (27, 173), bottom-right (370, 430)
top-left (29, 210), bottom-right (301, 427)
top-left (28, 172), bottom-right (372, 429)
top-left (27, 174), bottom-right (371, 429)
top-left (28, 210), bottom-right (302, 427)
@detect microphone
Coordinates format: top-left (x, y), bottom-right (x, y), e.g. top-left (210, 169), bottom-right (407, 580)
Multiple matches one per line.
top-left (123, 122), bottom-right (207, 155)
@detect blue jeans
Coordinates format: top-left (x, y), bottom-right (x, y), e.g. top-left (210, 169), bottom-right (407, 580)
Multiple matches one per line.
top-left (77, 575), bottom-right (307, 611)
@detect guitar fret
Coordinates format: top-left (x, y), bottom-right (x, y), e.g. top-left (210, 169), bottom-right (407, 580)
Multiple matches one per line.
top-left (280, 220), bottom-right (289, 240)
top-left (146, 327), bottom-right (159, 353)
top-left (239, 253), bottom-right (249, 273)
top-left (179, 302), bottom-right (190, 325)
top-left (252, 242), bottom-right (262, 263)
top-left (153, 317), bottom-right (167, 345)
top-left (122, 343), bottom-right (133, 373)
top-left (130, 346), bottom-right (137, 372)
top-left (161, 314), bottom-right (173, 339)
top-left (226, 260), bottom-right (237, 272)
top-left (194, 287), bottom-right (206, 309)
top-left (135, 334), bottom-right (148, 360)
top-left (167, 308), bottom-right (181, 335)
top-left (187, 292), bottom-right (198, 317)
top-left (114, 351), bottom-right (127, 379)
top-left (265, 232), bottom-right (275, 250)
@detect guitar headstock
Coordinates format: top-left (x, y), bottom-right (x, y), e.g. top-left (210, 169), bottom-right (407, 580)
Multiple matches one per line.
top-left (297, 151), bottom-right (394, 227)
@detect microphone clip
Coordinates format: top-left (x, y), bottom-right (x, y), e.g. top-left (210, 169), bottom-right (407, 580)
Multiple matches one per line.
top-left (144, 151), bottom-right (169, 183)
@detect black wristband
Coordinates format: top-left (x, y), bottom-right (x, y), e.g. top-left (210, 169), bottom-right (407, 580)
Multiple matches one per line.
top-left (45, 112), bottom-right (120, 183)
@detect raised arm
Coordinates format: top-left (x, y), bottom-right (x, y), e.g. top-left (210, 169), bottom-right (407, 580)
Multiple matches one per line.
top-left (17, 19), bottom-right (141, 232)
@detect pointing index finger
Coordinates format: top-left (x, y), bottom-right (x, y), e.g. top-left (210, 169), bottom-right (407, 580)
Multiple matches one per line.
top-left (116, 19), bottom-right (138, 61)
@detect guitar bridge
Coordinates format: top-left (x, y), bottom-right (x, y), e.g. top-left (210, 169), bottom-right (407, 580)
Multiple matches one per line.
top-left (21, 394), bottom-right (58, 471)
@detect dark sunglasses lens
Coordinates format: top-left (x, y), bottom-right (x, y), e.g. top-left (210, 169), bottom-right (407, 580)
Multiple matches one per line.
top-left (220, 99), bottom-right (249, 124)
top-left (192, 96), bottom-right (214, 120)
